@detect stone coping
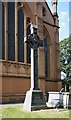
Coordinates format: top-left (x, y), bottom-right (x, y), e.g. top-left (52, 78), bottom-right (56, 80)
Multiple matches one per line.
top-left (62, 92), bottom-right (71, 95)
top-left (48, 91), bottom-right (71, 95)
top-left (48, 92), bottom-right (62, 94)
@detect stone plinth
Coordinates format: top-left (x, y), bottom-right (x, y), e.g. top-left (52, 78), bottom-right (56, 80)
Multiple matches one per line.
top-left (23, 24), bottom-right (47, 111)
top-left (63, 92), bottom-right (71, 109)
top-left (47, 92), bottom-right (63, 108)
top-left (23, 89), bottom-right (47, 111)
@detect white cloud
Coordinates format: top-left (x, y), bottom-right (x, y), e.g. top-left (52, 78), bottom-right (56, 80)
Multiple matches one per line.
top-left (60, 21), bottom-right (68, 30)
top-left (61, 11), bottom-right (67, 16)
top-left (58, 0), bottom-right (70, 2)
top-left (67, 18), bottom-right (69, 22)
top-left (61, 21), bottom-right (66, 26)
top-left (59, 11), bottom-right (68, 20)
top-left (59, 11), bottom-right (69, 34)
top-left (47, 0), bottom-right (70, 3)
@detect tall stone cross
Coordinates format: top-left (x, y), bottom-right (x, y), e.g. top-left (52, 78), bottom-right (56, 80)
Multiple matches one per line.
top-left (24, 24), bottom-right (47, 111)
top-left (26, 24), bottom-right (43, 90)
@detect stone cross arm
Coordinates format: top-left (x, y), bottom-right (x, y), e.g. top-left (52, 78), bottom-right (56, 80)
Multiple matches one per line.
top-left (25, 33), bottom-right (44, 49)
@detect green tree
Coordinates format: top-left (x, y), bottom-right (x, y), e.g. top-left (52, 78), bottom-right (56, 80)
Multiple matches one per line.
top-left (60, 35), bottom-right (71, 85)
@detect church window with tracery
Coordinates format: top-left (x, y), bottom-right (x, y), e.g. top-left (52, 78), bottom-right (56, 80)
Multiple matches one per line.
top-left (0, 3), bottom-right (5, 60)
top-left (8, 2), bottom-right (15, 61)
top-left (2, 3), bottom-right (5, 60)
top-left (18, 9), bottom-right (24, 62)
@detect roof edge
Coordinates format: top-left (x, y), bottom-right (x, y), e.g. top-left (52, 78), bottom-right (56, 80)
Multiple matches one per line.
top-left (44, 0), bottom-right (54, 19)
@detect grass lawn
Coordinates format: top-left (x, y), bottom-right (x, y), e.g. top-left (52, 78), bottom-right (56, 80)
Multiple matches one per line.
top-left (0, 105), bottom-right (71, 119)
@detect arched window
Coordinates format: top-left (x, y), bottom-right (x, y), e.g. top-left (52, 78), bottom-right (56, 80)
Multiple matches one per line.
top-left (43, 7), bottom-right (46, 16)
top-left (44, 38), bottom-right (48, 81)
top-left (43, 27), bottom-right (50, 81)
top-left (8, 2), bottom-right (15, 61)
top-left (18, 9), bottom-right (24, 62)
top-left (2, 3), bottom-right (5, 59)
top-left (43, 26), bottom-right (51, 80)
top-left (0, 3), bottom-right (5, 59)
top-left (26, 17), bottom-right (31, 64)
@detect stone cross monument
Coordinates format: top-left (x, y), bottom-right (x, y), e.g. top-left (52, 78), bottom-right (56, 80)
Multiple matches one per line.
top-left (24, 24), bottom-right (47, 111)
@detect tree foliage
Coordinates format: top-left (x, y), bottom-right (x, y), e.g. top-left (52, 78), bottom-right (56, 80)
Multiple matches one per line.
top-left (60, 35), bottom-right (71, 84)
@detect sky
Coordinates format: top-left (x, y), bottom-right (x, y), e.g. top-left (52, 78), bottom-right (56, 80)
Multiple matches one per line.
top-left (46, 0), bottom-right (70, 41)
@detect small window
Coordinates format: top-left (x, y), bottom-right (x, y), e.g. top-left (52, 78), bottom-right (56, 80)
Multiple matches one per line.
top-left (44, 38), bottom-right (48, 81)
top-left (18, 9), bottom-right (24, 62)
top-left (43, 7), bottom-right (46, 16)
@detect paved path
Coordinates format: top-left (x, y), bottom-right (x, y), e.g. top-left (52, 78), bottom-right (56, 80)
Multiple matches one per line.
top-left (0, 103), bottom-right (23, 107)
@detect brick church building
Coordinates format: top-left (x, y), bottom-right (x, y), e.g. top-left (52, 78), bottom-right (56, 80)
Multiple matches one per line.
top-left (0, 0), bottom-right (62, 103)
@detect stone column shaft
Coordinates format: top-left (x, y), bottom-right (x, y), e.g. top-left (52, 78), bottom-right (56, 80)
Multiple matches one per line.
top-left (31, 48), bottom-right (34, 89)
top-left (34, 48), bottom-right (39, 89)
top-left (31, 48), bottom-right (39, 90)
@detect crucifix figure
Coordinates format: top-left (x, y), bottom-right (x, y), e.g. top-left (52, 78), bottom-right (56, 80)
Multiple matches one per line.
top-left (24, 24), bottom-right (47, 111)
